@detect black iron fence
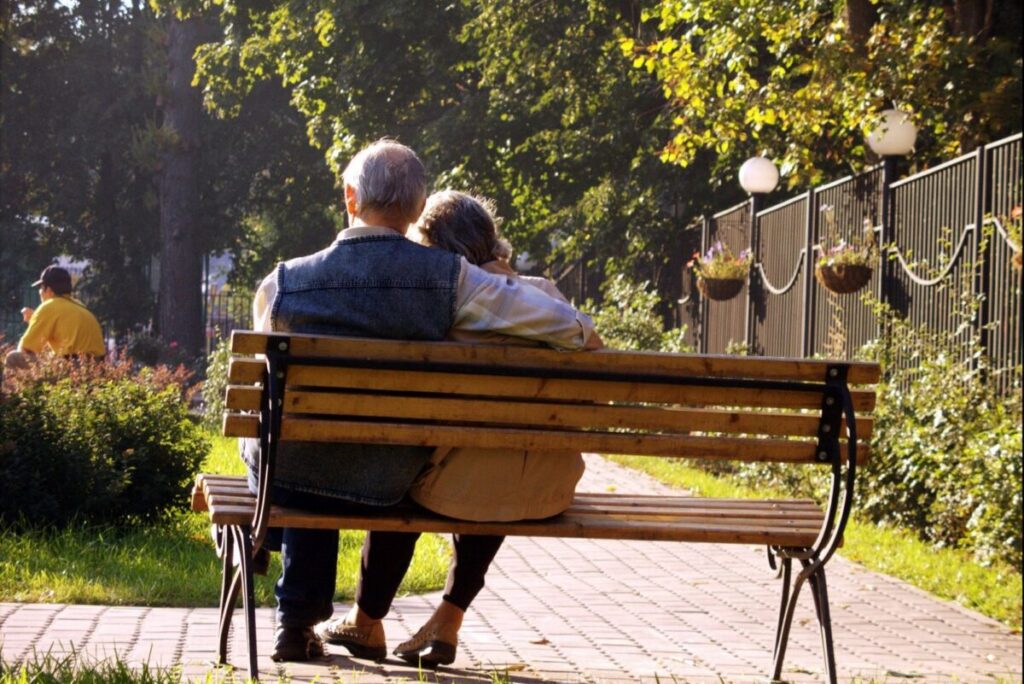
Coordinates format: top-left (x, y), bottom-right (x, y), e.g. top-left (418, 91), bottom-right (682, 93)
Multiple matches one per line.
top-left (203, 289), bottom-right (252, 352)
top-left (688, 133), bottom-right (1022, 393)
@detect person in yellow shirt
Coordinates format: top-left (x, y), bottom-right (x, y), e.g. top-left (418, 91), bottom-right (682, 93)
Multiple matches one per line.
top-left (4, 266), bottom-right (105, 370)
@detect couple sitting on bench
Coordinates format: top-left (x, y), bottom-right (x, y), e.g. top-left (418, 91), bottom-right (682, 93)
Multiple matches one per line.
top-left (242, 139), bottom-right (603, 665)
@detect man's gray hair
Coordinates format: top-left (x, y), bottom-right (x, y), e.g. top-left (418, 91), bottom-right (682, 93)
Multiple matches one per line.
top-left (342, 139), bottom-right (427, 222)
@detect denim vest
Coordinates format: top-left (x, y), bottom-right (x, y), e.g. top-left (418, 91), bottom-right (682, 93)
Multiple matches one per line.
top-left (245, 233), bottom-right (461, 506)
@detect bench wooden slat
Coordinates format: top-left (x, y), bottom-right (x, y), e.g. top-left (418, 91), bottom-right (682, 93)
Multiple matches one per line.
top-left (228, 362), bottom-right (877, 414)
top-left (202, 503), bottom-right (820, 547)
top-left (254, 390), bottom-right (872, 439)
top-left (266, 365), bottom-right (877, 412)
top-left (226, 384), bottom-right (873, 438)
top-left (221, 413), bottom-right (870, 464)
top-left (566, 503), bottom-right (825, 520)
top-left (195, 475), bottom-right (825, 515)
top-left (230, 331), bottom-right (882, 384)
top-left (229, 358), bottom-right (266, 384)
top-left (194, 491), bottom-right (824, 548)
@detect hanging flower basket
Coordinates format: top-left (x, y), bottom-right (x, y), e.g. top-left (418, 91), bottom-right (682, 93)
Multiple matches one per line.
top-left (697, 276), bottom-right (745, 301)
top-left (688, 242), bottom-right (752, 302)
top-left (815, 263), bottom-right (873, 294)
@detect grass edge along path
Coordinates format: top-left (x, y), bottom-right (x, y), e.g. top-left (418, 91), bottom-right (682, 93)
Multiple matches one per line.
top-left (0, 648), bottom-right (521, 683)
top-left (608, 454), bottom-right (1022, 633)
top-left (0, 435), bottom-right (449, 607)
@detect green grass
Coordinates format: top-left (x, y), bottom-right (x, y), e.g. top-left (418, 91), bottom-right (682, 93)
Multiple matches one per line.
top-left (0, 648), bottom-right (518, 683)
top-left (609, 455), bottom-right (1023, 632)
top-left (0, 435), bottom-right (449, 607)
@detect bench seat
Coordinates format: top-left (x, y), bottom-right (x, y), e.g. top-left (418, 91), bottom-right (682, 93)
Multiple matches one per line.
top-left (193, 474), bottom-right (826, 547)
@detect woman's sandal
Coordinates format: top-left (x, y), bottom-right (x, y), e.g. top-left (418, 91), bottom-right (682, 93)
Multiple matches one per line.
top-left (393, 623), bottom-right (458, 667)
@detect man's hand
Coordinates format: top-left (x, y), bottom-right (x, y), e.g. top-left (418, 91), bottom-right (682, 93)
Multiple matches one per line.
top-left (21, 307), bottom-right (34, 323)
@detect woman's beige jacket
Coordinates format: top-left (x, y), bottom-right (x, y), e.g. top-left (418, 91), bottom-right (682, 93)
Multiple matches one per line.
top-left (409, 262), bottom-right (585, 521)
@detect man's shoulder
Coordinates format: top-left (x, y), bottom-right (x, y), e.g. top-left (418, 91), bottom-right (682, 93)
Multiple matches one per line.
top-left (33, 297), bottom-right (61, 316)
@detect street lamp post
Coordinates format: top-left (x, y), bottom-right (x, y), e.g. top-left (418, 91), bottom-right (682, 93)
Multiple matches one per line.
top-left (866, 108), bottom-right (917, 308)
top-left (738, 156), bottom-right (780, 352)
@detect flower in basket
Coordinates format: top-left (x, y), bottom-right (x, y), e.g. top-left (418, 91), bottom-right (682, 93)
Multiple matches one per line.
top-left (687, 242), bottom-right (752, 301)
top-left (687, 242), bottom-right (752, 280)
top-left (816, 239), bottom-right (875, 269)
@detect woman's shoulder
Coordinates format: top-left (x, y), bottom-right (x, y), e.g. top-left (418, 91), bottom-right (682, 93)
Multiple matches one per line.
top-left (515, 275), bottom-right (569, 303)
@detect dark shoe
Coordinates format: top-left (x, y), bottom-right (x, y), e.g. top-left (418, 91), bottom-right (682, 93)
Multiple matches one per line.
top-left (393, 623), bottom-right (458, 667)
top-left (314, 616), bottom-right (387, 661)
top-left (271, 625), bottom-right (325, 662)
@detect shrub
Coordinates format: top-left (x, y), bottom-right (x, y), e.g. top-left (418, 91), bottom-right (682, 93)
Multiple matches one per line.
top-left (201, 335), bottom-right (232, 431)
top-left (860, 300), bottom-right (1022, 570)
top-left (0, 356), bottom-right (208, 527)
top-left (586, 274), bottom-right (693, 352)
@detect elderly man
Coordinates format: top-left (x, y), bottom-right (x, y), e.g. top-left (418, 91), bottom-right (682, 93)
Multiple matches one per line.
top-left (5, 265), bottom-right (105, 371)
top-left (246, 139), bottom-right (600, 661)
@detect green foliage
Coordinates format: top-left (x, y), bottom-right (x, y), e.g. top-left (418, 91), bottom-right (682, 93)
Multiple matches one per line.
top-left (817, 239), bottom-right (877, 268)
top-left (861, 300), bottom-right (1022, 570)
top-left (0, 361), bottom-right (208, 527)
top-left (710, 295), bottom-right (1022, 570)
top-left (630, 0), bottom-right (1023, 186)
top-left (193, 0), bottom-right (712, 291)
top-left (2, 3), bottom-right (338, 336)
top-left (586, 274), bottom-right (693, 352)
top-left (201, 335), bottom-right (231, 431)
top-left (2, 2), bottom-right (161, 332)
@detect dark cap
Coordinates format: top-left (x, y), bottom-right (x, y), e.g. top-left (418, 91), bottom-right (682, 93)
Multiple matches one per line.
top-left (32, 266), bottom-right (73, 295)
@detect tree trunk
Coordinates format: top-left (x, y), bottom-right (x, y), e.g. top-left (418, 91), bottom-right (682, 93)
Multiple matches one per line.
top-left (842, 0), bottom-right (879, 53)
top-left (157, 16), bottom-right (204, 355)
top-left (950, 0), bottom-right (993, 40)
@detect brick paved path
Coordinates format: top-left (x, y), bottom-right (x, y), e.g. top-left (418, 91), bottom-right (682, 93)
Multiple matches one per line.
top-left (1, 455), bottom-right (1021, 683)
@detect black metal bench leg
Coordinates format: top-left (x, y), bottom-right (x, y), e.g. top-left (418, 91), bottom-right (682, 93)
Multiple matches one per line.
top-left (772, 558), bottom-right (792, 659)
top-left (771, 559), bottom-right (808, 683)
top-left (233, 527), bottom-right (260, 682)
top-left (806, 563), bottom-right (837, 684)
top-left (216, 526), bottom-right (240, 665)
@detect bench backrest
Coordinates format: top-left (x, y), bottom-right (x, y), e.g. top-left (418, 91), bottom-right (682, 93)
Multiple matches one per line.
top-left (223, 331), bottom-right (878, 467)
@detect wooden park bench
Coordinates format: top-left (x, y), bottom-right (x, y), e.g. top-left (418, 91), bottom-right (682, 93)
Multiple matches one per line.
top-left (191, 330), bottom-right (879, 683)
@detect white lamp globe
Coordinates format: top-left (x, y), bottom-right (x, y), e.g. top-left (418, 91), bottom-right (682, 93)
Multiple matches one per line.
top-left (514, 250), bottom-right (537, 272)
top-left (738, 156), bottom-right (780, 195)
top-left (866, 109), bottom-right (917, 156)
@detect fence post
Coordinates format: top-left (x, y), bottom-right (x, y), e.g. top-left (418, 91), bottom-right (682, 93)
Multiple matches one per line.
top-left (974, 144), bottom-right (991, 371)
top-left (744, 195), bottom-right (763, 353)
top-left (879, 156), bottom-right (899, 335)
top-left (699, 215), bottom-right (710, 354)
top-left (801, 188), bottom-right (818, 357)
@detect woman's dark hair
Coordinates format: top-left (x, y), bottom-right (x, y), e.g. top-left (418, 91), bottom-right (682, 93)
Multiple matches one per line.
top-left (415, 190), bottom-right (503, 266)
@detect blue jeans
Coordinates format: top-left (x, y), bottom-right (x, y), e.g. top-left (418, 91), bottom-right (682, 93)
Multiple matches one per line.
top-left (247, 471), bottom-right (354, 628)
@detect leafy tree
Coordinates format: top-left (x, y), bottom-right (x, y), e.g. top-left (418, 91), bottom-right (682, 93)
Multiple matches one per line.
top-left (2, 1), bottom-right (338, 349)
top-left (2, 1), bottom-right (159, 332)
top-left (194, 1), bottom-right (716, 307)
top-left (628, 0), bottom-right (1023, 186)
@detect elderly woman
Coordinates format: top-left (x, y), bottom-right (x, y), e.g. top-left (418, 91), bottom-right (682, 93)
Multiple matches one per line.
top-left (315, 191), bottom-right (597, 666)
